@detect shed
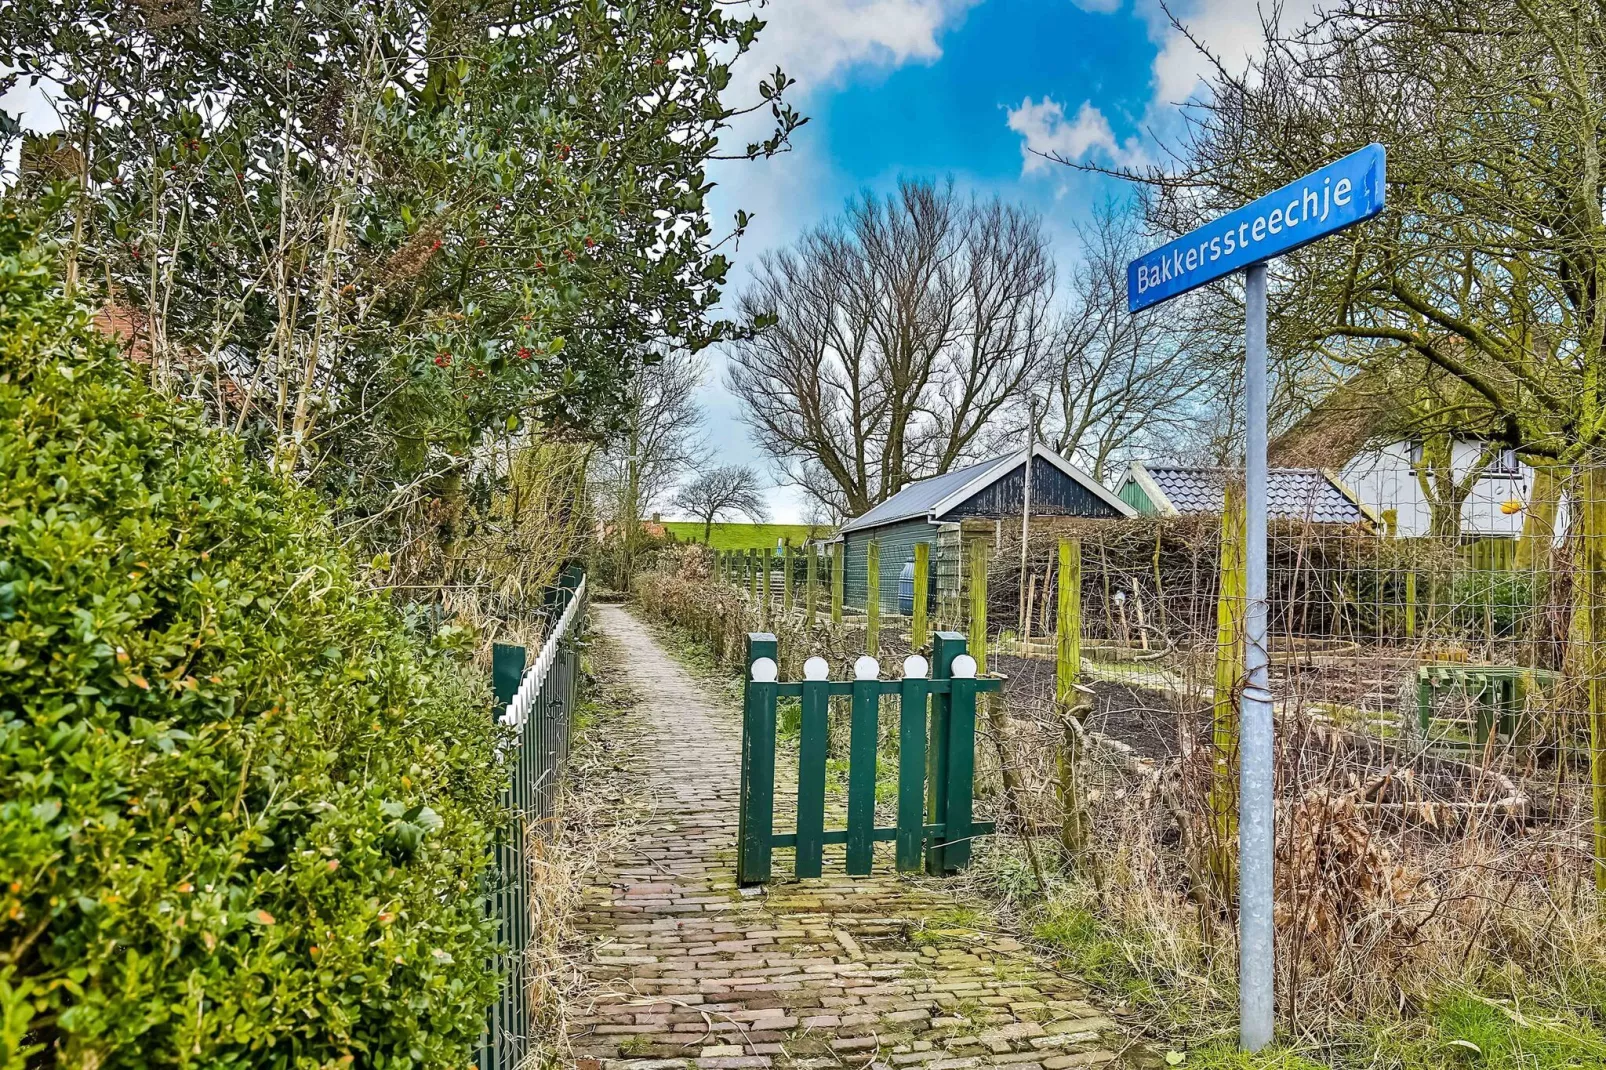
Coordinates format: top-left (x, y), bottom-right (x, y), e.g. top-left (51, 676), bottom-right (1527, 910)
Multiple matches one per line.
top-left (1115, 461), bottom-right (1376, 526)
top-left (836, 445), bottom-right (1134, 613)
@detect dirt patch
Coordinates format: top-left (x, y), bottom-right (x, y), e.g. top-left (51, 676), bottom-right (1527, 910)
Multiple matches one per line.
top-left (994, 652), bottom-right (1206, 761)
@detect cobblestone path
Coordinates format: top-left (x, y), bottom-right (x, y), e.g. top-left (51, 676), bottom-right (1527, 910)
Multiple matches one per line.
top-left (569, 605), bottom-right (1147, 1070)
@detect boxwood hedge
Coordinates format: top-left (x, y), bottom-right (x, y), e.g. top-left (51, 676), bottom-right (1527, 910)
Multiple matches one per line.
top-left (0, 215), bottom-right (504, 1067)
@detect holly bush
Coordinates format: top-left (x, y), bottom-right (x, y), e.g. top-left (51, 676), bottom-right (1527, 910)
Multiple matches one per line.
top-left (0, 214), bottom-right (503, 1068)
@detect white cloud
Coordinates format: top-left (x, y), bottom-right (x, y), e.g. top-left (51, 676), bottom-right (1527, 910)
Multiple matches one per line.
top-left (740, 0), bottom-right (975, 91)
top-left (1136, 0), bottom-right (1301, 109)
top-left (1006, 97), bottom-right (1146, 172)
top-left (1008, 0), bottom-right (1321, 173)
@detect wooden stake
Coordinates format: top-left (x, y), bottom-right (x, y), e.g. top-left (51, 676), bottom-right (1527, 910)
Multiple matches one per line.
top-left (912, 542), bottom-right (930, 651)
top-left (1056, 538), bottom-right (1085, 862)
top-left (866, 540), bottom-right (880, 657)
top-left (805, 545), bottom-right (818, 624)
top-left (969, 538), bottom-right (988, 674)
top-left (831, 542), bottom-right (844, 625)
top-left (1210, 486), bottom-right (1247, 901)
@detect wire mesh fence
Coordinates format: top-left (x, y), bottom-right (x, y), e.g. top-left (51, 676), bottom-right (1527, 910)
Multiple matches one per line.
top-left (666, 478), bottom-right (1606, 1028)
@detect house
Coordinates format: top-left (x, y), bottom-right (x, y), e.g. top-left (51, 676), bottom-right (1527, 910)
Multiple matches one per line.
top-left (1269, 377), bottom-right (1532, 539)
top-left (835, 444), bottom-right (1134, 612)
top-left (1115, 462), bottom-right (1375, 526)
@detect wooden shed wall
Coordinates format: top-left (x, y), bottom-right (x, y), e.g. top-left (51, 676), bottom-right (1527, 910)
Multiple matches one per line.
top-left (942, 455), bottom-right (1121, 520)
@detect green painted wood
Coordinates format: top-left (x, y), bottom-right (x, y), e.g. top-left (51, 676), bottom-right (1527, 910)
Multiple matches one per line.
top-left (845, 676), bottom-right (881, 875)
top-left (492, 642), bottom-right (526, 706)
top-left (1118, 477), bottom-right (1156, 514)
top-left (768, 678), bottom-right (994, 698)
top-left (831, 542), bottom-right (844, 624)
top-left (912, 542), bottom-right (930, 650)
top-left (795, 678), bottom-right (830, 878)
top-left (896, 671), bottom-right (930, 871)
top-left (738, 633), bottom-right (779, 885)
top-left (925, 631), bottom-right (963, 875)
top-left (770, 821), bottom-right (996, 848)
top-left (944, 664), bottom-right (978, 872)
top-left (840, 518), bottom-right (934, 611)
top-left (866, 540), bottom-right (881, 656)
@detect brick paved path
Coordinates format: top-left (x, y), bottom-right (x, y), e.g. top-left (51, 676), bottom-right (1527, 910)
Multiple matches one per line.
top-left (569, 605), bottom-right (1144, 1070)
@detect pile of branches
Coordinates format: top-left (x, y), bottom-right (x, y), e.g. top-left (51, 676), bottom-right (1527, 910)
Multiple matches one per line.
top-left (982, 516), bottom-right (1489, 649)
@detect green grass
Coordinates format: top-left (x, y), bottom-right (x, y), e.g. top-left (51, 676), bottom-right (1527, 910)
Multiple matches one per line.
top-left (661, 521), bottom-right (822, 548)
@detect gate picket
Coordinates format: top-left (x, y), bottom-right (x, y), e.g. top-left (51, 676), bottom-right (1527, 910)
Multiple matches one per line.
top-left (846, 663), bottom-right (881, 874)
top-left (738, 630), bottom-right (999, 884)
top-left (895, 661), bottom-right (930, 871)
top-left (796, 669), bottom-right (830, 878)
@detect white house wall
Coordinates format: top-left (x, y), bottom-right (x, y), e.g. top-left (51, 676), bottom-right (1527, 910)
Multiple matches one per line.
top-left (1339, 439), bottom-right (1530, 538)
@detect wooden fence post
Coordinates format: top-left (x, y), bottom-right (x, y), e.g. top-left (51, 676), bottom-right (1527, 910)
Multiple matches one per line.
top-left (737, 632), bottom-right (779, 885)
top-left (783, 542), bottom-right (794, 614)
top-left (866, 540), bottom-right (881, 657)
top-left (762, 548), bottom-right (773, 624)
top-left (805, 545), bottom-right (818, 623)
top-left (832, 542), bottom-right (844, 624)
top-left (926, 631), bottom-right (962, 874)
top-left (912, 542), bottom-right (930, 651)
top-left (1405, 568), bottom-right (1418, 639)
top-left (1056, 538), bottom-right (1084, 862)
top-left (968, 538), bottom-right (988, 674)
top-left (1209, 487), bottom-right (1247, 901)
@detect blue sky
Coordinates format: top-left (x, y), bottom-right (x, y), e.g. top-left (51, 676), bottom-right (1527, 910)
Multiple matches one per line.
top-left (697, 0), bottom-right (1285, 522)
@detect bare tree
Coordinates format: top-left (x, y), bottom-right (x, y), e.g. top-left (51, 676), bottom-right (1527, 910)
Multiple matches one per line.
top-left (726, 180), bottom-right (1054, 518)
top-left (1043, 205), bottom-right (1213, 480)
top-left (592, 349), bottom-right (708, 570)
top-left (672, 465), bottom-right (770, 542)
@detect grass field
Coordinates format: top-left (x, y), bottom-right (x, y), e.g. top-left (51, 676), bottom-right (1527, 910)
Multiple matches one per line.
top-left (661, 521), bottom-right (824, 548)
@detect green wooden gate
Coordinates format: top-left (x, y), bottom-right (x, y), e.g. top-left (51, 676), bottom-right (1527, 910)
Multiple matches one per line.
top-left (737, 631), bottom-right (1001, 884)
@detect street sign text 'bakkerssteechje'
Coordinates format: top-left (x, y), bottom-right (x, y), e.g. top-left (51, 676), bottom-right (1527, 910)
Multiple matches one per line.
top-left (1127, 143), bottom-right (1386, 312)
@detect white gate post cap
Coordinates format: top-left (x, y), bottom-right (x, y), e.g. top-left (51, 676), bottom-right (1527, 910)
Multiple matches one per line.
top-left (902, 654), bottom-right (929, 679)
top-left (853, 655), bottom-right (880, 680)
top-left (750, 657), bottom-right (779, 682)
top-left (950, 654), bottom-right (978, 679)
top-left (803, 656), bottom-right (830, 681)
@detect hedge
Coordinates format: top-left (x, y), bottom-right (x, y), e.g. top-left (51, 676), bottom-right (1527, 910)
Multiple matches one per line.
top-left (0, 213), bottom-right (502, 1068)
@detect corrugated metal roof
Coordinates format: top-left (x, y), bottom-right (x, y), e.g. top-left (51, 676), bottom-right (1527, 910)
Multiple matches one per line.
top-left (1142, 465), bottom-right (1367, 524)
top-left (839, 454), bottom-right (1019, 535)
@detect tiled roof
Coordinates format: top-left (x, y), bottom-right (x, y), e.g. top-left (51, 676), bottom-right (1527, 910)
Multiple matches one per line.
top-left (838, 454), bottom-right (1019, 534)
top-left (1141, 465), bottom-right (1368, 524)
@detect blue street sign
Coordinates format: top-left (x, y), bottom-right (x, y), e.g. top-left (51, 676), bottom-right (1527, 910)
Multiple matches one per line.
top-left (1127, 143), bottom-right (1385, 312)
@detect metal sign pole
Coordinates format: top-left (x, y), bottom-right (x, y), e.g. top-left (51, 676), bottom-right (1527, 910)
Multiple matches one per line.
top-left (1239, 261), bottom-right (1274, 1050)
top-left (1123, 143), bottom-right (1386, 1052)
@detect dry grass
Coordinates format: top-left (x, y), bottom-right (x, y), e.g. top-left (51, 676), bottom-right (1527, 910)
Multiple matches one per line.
top-left (518, 631), bottom-right (646, 1067)
top-left (632, 546), bottom-right (1606, 1066)
top-left (971, 677), bottom-right (1606, 1066)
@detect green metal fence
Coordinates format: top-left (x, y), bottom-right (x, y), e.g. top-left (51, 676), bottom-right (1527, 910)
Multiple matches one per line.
top-left (479, 568), bottom-right (588, 1070)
